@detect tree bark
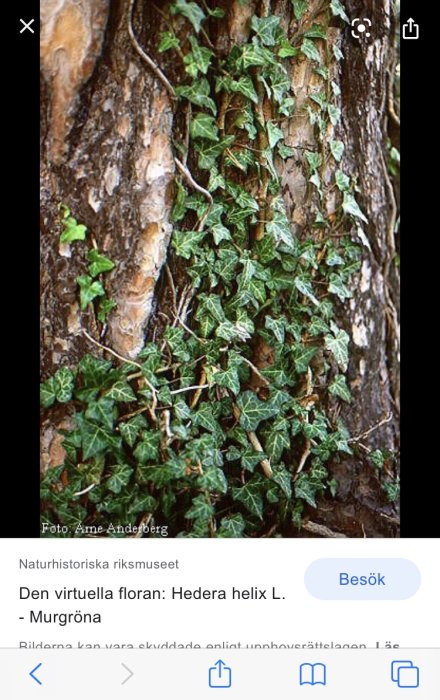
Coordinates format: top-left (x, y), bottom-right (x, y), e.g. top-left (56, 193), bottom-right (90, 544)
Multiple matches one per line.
top-left (40, 0), bottom-right (399, 536)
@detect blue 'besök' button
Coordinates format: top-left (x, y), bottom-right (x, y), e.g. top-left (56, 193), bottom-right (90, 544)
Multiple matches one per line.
top-left (304, 559), bottom-right (420, 600)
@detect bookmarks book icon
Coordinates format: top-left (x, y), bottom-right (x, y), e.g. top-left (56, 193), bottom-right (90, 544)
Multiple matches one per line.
top-left (299, 662), bottom-right (327, 686)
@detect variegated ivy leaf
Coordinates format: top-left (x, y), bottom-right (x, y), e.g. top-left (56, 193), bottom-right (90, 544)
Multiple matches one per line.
top-left (250, 14), bottom-right (282, 46)
top-left (106, 380), bottom-right (137, 403)
top-left (330, 140), bottom-right (344, 162)
top-left (232, 480), bottom-right (264, 519)
top-left (267, 120), bottom-right (284, 148)
top-left (190, 113), bottom-right (219, 141)
top-left (217, 513), bottom-right (246, 538)
top-left (329, 374), bottom-right (352, 403)
top-left (236, 391), bottom-right (279, 431)
top-left (343, 192), bottom-right (368, 223)
top-left (324, 328), bottom-right (350, 372)
top-left (170, 0), bottom-right (206, 33)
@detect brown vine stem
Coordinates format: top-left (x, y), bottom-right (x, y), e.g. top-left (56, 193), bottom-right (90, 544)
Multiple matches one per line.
top-left (174, 157), bottom-right (213, 231)
top-left (81, 329), bottom-right (158, 417)
top-left (128, 0), bottom-right (176, 98)
top-left (232, 404), bottom-right (273, 478)
top-left (348, 412), bottom-right (393, 444)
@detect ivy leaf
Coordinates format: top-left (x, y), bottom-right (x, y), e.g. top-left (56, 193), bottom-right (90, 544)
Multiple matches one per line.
top-left (54, 367), bottom-right (75, 403)
top-left (60, 215), bottom-right (87, 243)
top-left (185, 494), bottom-right (214, 520)
top-left (324, 328), bottom-right (350, 371)
top-left (292, 0), bottom-right (308, 20)
top-left (76, 275), bottom-right (105, 310)
top-left (198, 466), bottom-right (228, 494)
top-left (240, 42), bottom-right (277, 69)
top-left (279, 39), bottom-right (299, 58)
top-left (343, 193), bottom-right (368, 223)
top-left (176, 79), bottom-right (217, 114)
top-left (217, 513), bottom-right (246, 538)
top-left (266, 430), bottom-right (290, 464)
top-left (272, 466), bottom-right (292, 498)
top-left (158, 31), bottom-right (180, 52)
top-left (87, 249), bottom-right (115, 278)
top-left (330, 140), bottom-right (344, 162)
top-left (335, 169), bottom-right (350, 191)
top-left (194, 404), bottom-right (218, 433)
top-left (265, 315), bottom-right (286, 344)
top-left (295, 473), bottom-right (317, 507)
top-left (294, 275), bottom-right (320, 306)
top-left (232, 75), bottom-right (258, 104)
top-left (233, 481), bottom-right (264, 519)
top-left (170, 0), bottom-right (206, 33)
top-left (80, 420), bottom-right (112, 460)
top-left (119, 415), bottom-right (147, 448)
top-left (190, 113), bottom-right (219, 141)
top-left (106, 464), bottom-right (133, 494)
top-left (197, 293), bottom-right (225, 323)
top-left (328, 104), bottom-right (341, 125)
top-left (97, 298), bottom-right (117, 323)
top-left (301, 38), bottom-right (321, 63)
top-left (106, 380), bottom-right (137, 403)
top-left (329, 374), bottom-right (352, 403)
top-left (40, 377), bottom-right (57, 408)
top-left (328, 273), bottom-right (352, 301)
top-left (267, 121), bottom-right (284, 149)
top-left (85, 397), bottom-right (116, 431)
top-left (292, 345), bottom-right (318, 374)
top-left (236, 391), bottom-right (278, 431)
top-left (330, 0), bottom-right (350, 23)
top-left (215, 248), bottom-right (239, 281)
top-left (172, 229), bottom-right (206, 259)
top-left (134, 432), bottom-right (161, 464)
top-left (184, 36), bottom-right (214, 77)
top-left (250, 15), bottom-right (282, 46)
top-left (214, 365), bottom-right (240, 396)
top-left (305, 24), bottom-right (327, 39)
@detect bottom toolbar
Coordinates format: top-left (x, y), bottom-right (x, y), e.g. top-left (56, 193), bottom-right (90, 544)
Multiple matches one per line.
top-left (1, 648), bottom-right (438, 699)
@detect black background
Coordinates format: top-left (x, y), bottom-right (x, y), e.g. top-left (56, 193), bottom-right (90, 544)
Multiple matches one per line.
top-left (2, 1), bottom-right (436, 539)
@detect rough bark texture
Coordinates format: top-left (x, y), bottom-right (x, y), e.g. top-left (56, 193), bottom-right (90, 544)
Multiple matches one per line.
top-left (40, 0), bottom-right (399, 534)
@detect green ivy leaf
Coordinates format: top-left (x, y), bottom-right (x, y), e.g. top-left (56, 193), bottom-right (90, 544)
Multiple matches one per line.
top-left (197, 466), bottom-right (228, 494)
top-left (292, 345), bottom-right (318, 374)
top-left (106, 464), bottom-right (133, 494)
top-left (87, 249), bottom-right (115, 278)
top-left (170, 0), bottom-right (206, 33)
top-left (217, 513), bottom-right (246, 538)
top-left (172, 229), bottom-right (206, 259)
top-left (328, 273), bottom-right (352, 301)
top-left (267, 121), bottom-right (284, 149)
top-left (184, 36), bottom-right (214, 77)
top-left (232, 76), bottom-right (259, 104)
top-left (279, 39), bottom-right (299, 58)
top-left (272, 466), bottom-right (292, 498)
top-left (133, 432), bottom-right (161, 464)
top-left (40, 377), bottom-right (57, 408)
top-left (294, 275), bottom-right (320, 306)
top-left (342, 193), bottom-right (368, 223)
top-left (250, 15), bottom-right (282, 46)
top-left (214, 365), bottom-right (241, 396)
top-left (301, 38), bottom-right (321, 62)
top-left (119, 415), bottom-right (147, 448)
top-left (185, 494), bottom-right (214, 520)
top-left (190, 113), bottom-right (219, 141)
top-left (60, 213), bottom-right (87, 243)
top-left (329, 374), bottom-right (352, 402)
top-left (292, 0), bottom-right (308, 20)
top-left (330, 0), bottom-right (350, 23)
top-left (76, 275), bottom-right (105, 310)
top-left (97, 298), bottom-right (117, 323)
top-left (265, 315), bottom-right (286, 344)
top-left (236, 391), bottom-right (278, 431)
top-left (176, 79), bottom-right (217, 114)
top-left (85, 397), bottom-right (116, 431)
top-left (330, 140), bottom-right (344, 162)
top-left (328, 104), bottom-right (341, 125)
top-left (324, 328), bottom-right (350, 371)
top-left (106, 380), bottom-right (137, 403)
top-left (80, 420), bottom-right (112, 460)
top-left (158, 31), bottom-right (180, 53)
top-left (240, 42), bottom-right (277, 69)
top-left (295, 473), bottom-right (317, 507)
top-left (233, 480), bottom-right (264, 519)
top-left (266, 430), bottom-right (290, 464)
top-left (335, 169), bottom-right (350, 191)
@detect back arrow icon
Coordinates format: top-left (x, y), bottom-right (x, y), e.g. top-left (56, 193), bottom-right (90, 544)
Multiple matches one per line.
top-left (121, 663), bottom-right (134, 685)
top-left (29, 663), bottom-right (43, 685)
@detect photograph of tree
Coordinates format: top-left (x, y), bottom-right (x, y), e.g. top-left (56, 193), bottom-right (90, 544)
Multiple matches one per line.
top-left (40, 0), bottom-right (400, 538)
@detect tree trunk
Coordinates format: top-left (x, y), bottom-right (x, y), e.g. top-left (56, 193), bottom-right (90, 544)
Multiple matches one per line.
top-left (40, 0), bottom-right (399, 537)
